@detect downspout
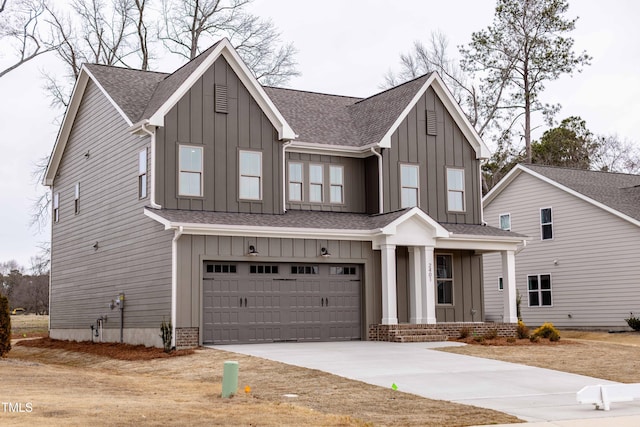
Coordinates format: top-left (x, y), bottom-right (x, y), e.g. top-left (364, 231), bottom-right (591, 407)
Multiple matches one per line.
top-left (141, 123), bottom-right (162, 209)
top-left (370, 147), bottom-right (384, 213)
top-left (479, 159), bottom-right (485, 225)
top-left (282, 141), bottom-right (293, 213)
top-left (171, 226), bottom-right (183, 349)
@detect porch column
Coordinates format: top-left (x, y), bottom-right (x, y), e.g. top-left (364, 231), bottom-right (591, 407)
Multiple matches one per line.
top-left (408, 247), bottom-right (423, 324)
top-left (380, 244), bottom-right (398, 325)
top-left (502, 250), bottom-right (518, 323)
top-left (421, 246), bottom-right (437, 324)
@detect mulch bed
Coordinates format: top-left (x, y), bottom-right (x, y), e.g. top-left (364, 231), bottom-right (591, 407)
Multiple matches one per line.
top-left (16, 337), bottom-right (195, 361)
top-left (455, 336), bottom-right (574, 346)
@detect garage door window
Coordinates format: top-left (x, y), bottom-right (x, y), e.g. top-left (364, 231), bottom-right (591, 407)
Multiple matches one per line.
top-left (206, 264), bottom-right (237, 273)
top-left (330, 266), bottom-right (356, 275)
top-left (250, 265), bottom-right (279, 274)
top-left (291, 265), bottom-right (318, 274)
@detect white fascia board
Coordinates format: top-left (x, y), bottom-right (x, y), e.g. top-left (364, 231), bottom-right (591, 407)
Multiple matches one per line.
top-left (482, 164), bottom-right (525, 206)
top-left (83, 66), bottom-right (133, 127)
top-left (380, 207), bottom-right (450, 238)
top-left (436, 238), bottom-right (522, 252)
top-left (287, 141), bottom-right (377, 158)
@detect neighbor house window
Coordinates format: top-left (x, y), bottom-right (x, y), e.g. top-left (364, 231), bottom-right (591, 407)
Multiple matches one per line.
top-left (53, 192), bottom-right (60, 222)
top-left (436, 254), bottom-right (453, 304)
top-left (74, 183), bottom-right (80, 214)
top-left (400, 164), bottom-right (419, 208)
top-left (447, 168), bottom-right (465, 211)
top-left (138, 148), bottom-right (148, 199)
top-left (329, 165), bottom-right (344, 204)
top-left (309, 164), bottom-right (323, 202)
top-left (540, 207), bottom-right (553, 240)
top-left (288, 162), bottom-right (303, 201)
top-left (179, 145), bottom-right (203, 197)
top-left (498, 277), bottom-right (503, 291)
top-left (239, 150), bottom-right (262, 200)
top-left (499, 213), bottom-right (511, 231)
top-left (528, 274), bottom-right (552, 306)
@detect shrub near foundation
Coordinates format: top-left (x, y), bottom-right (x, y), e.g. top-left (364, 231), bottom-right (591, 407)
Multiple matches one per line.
top-left (532, 322), bottom-right (560, 341)
top-left (0, 295), bottom-right (11, 357)
top-left (516, 320), bottom-right (530, 339)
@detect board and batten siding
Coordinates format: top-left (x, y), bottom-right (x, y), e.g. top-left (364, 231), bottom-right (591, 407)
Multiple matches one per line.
top-left (483, 172), bottom-right (640, 328)
top-left (50, 80), bottom-right (173, 334)
top-left (175, 236), bottom-right (378, 340)
top-left (383, 86), bottom-right (481, 224)
top-left (155, 56), bottom-right (282, 214)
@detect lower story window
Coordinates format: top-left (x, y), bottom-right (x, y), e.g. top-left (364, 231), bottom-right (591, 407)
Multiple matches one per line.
top-left (528, 274), bottom-right (552, 306)
top-left (436, 254), bottom-right (453, 304)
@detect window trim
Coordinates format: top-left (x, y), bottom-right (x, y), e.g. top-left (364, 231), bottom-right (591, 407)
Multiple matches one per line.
top-left (527, 273), bottom-right (553, 307)
top-left (288, 162), bottom-right (303, 202)
top-left (498, 276), bottom-right (503, 291)
top-left (499, 213), bottom-right (511, 231)
top-left (138, 148), bottom-right (148, 199)
top-left (74, 183), bottom-right (80, 215)
top-left (309, 163), bottom-right (324, 203)
top-left (436, 253), bottom-right (454, 305)
top-left (400, 163), bottom-right (419, 208)
top-left (178, 144), bottom-right (204, 197)
top-left (53, 192), bottom-right (60, 223)
top-left (540, 207), bottom-right (553, 240)
top-left (329, 165), bottom-right (344, 204)
top-left (446, 167), bottom-right (465, 212)
top-left (239, 150), bottom-right (262, 201)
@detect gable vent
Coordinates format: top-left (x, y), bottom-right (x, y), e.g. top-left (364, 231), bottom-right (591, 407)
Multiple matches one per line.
top-left (426, 109), bottom-right (437, 135)
top-left (215, 84), bottom-right (228, 114)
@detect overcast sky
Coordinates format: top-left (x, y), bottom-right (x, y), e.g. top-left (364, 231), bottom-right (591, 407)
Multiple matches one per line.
top-left (0, 0), bottom-right (639, 269)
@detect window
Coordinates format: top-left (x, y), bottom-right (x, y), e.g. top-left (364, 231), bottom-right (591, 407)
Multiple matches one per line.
top-left (309, 164), bottom-right (323, 202)
top-left (436, 254), bottom-right (453, 304)
top-left (447, 168), bottom-right (465, 211)
top-left (288, 162), bottom-right (303, 201)
top-left (400, 164), bottom-right (419, 208)
top-left (499, 213), bottom-right (511, 231)
top-left (541, 208), bottom-right (553, 240)
top-left (74, 183), bottom-right (80, 214)
top-left (498, 277), bottom-right (503, 291)
top-left (528, 274), bottom-right (552, 306)
top-left (330, 266), bottom-right (356, 275)
top-left (291, 265), bottom-right (318, 275)
top-left (206, 264), bottom-right (237, 273)
top-left (138, 148), bottom-right (148, 199)
top-left (179, 145), bottom-right (203, 197)
top-left (53, 192), bottom-right (60, 222)
top-left (239, 151), bottom-right (262, 200)
top-left (250, 265), bottom-right (279, 274)
top-left (329, 165), bottom-right (344, 204)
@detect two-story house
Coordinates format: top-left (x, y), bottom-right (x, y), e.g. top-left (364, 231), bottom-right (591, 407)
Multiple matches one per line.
top-left (483, 164), bottom-right (640, 329)
top-left (44, 39), bottom-right (525, 348)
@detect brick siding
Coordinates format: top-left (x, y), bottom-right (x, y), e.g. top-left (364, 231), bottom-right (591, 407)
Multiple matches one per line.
top-left (175, 327), bottom-right (199, 349)
top-left (369, 322), bottom-right (517, 342)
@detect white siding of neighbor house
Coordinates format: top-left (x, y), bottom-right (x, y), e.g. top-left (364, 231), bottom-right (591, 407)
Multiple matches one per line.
top-left (50, 80), bottom-right (174, 338)
top-left (483, 171), bottom-right (640, 329)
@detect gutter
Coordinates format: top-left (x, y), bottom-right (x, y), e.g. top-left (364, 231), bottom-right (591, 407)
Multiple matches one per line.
top-left (370, 147), bottom-right (384, 213)
top-left (140, 122), bottom-right (162, 209)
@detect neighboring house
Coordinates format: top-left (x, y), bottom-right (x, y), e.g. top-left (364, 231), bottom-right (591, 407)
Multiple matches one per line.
top-left (44, 38), bottom-right (525, 348)
top-left (483, 164), bottom-right (640, 329)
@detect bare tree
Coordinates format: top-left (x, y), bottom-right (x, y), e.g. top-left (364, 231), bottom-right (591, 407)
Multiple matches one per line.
top-left (592, 135), bottom-right (640, 175)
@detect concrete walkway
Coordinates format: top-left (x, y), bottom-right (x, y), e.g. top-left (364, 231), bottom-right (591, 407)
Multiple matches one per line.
top-left (209, 341), bottom-right (640, 424)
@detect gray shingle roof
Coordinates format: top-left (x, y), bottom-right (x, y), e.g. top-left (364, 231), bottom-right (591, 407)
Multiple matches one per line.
top-left (523, 164), bottom-right (640, 222)
top-left (441, 223), bottom-right (527, 238)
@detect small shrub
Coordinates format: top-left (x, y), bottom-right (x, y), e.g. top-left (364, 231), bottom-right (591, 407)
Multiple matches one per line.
top-left (516, 320), bottom-right (530, 339)
top-left (625, 313), bottom-right (640, 331)
top-left (458, 327), bottom-right (471, 339)
top-left (160, 319), bottom-right (172, 353)
top-left (0, 295), bottom-right (11, 357)
top-left (483, 328), bottom-right (498, 340)
top-left (529, 335), bottom-right (540, 343)
top-left (506, 337), bottom-right (516, 343)
top-left (549, 330), bottom-right (561, 342)
top-left (473, 336), bottom-right (485, 343)
top-left (532, 322), bottom-right (560, 339)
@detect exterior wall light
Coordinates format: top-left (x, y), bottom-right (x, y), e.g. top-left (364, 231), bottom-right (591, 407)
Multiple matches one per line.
top-left (320, 247), bottom-right (331, 258)
top-left (248, 245), bottom-right (259, 256)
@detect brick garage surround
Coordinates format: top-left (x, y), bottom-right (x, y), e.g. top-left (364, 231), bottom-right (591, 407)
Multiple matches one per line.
top-left (175, 327), bottom-right (199, 349)
top-left (368, 323), bottom-right (517, 342)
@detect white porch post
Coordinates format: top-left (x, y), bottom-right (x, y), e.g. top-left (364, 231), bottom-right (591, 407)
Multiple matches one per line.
top-left (408, 247), bottom-right (423, 323)
top-left (502, 250), bottom-right (518, 323)
top-left (421, 246), bottom-right (437, 324)
top-left (380, 244), bottom-right (398, 325)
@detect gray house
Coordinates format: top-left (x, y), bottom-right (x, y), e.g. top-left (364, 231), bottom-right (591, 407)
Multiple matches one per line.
top-left (44, 39), bottom-right (524, 348)
top-left (483, 164), bottom-right (640, 329)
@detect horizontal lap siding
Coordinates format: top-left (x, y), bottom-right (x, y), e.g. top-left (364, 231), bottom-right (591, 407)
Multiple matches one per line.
top-left (50, 80), bottom-right (173, 330)
top-left (483, 172), bottom-right (640, 328)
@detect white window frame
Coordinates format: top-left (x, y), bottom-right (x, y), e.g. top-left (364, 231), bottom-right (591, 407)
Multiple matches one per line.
top-left (540, 207), bottom-right (553, 240)
top-left (527, 273), bottom-right (553, 307)
top-left (447, 167), bottom-right (465, 212)
top-left (499, 213), bottom-right (511, 231)
top-left (239, 150), bottom-right (262, 200)
top-left (74, 183), bottom-right (80, 215)
top-left (138, 148), bottom-right (148, 199)
top-left (436, 253), bottom-right (454, 305)
top-left (309, 164), bottom-right (323, 203)
top-left (329, 165), bottom-right (344, 204)
top-left (288, 162), bottom-right (303, 202)
top-left (178, 145), bottom-right (203, 197)
top-left (400, 164), bottom-right (419, 208)
top-left (53, 192), bottom-right (60, 223)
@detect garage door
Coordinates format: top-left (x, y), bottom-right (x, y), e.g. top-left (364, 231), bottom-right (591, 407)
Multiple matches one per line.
top-left (202, 262), bottom-right (361, 344)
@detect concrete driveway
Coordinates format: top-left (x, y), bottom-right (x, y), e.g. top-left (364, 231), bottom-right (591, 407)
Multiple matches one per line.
top-left (210, 341), bottom-right (640, 423)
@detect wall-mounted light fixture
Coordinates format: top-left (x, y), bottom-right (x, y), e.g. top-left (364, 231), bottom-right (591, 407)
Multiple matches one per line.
top-left (84, 150), bottom-right (90, 159)
top-left (93, 241), bottom-right (99, 250)
top-left (320, 247), bottom-right (331, 258)
top-left (248, 245), bottom-right (259, 256)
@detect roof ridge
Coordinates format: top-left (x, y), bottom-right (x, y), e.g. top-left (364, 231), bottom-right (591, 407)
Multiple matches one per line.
top-left (264, 85), bottom-right (363, 101)
top-left (354, 72), bottom-right (433, 105)
top-left (524, 163), bottom-right (640, 178)
top-left (85, 62), bottom-right (170, 77)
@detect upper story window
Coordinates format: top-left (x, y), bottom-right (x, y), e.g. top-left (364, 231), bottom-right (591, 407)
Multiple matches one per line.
top-left (540, 207), bottom-right (553, 240)
top-left (499, 213), bottom-right (511, 231)
top-left (239, 150), bottom-right (262, 200)
top-left (528, 274), bottom-right (552, 306)
top-left (309, 164), bottom-right (323, 202)
top-left (436, 254), bottom-right (453, 304)
top-left (179, 145), bottom-right (203, 197)
top-left (329, 165), bottom-right (344, 204)
top-left (74, 183), bottom-right (80, 214)
top-left (138, 148), bottom-right (148, 199)
top-left (400, 164), bottom-right (419, 208)
top-left (288, 162), bottom-right (303, 201)
top-left (53, 192), bottom-right (60, 223)
top-left (447, 168), bottom-right (465, 212)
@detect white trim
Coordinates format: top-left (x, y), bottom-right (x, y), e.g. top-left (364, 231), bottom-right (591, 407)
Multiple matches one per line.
top-left (446, 167), bottom-right (466, 212)
top-left (239, 150), bottom-right (263, 201)
top-left (329, 164), bottom-right (344, 204)
top-left (287, 161), bottom-right (304, 202)
top-left (171, 227), bottom-right (183, 348)
top-left (526, 273), bottom-right (553, 308)
top-left (287, 141), bottom-right (379, 157)
top-left (178, 145), bottom-right (204, 197)
top-left (540, 206), bottom-right (553, 241)
top-left (400, 163), bottom-right (420, 208)
top-left (309, 163), bottom-right (324, 203)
